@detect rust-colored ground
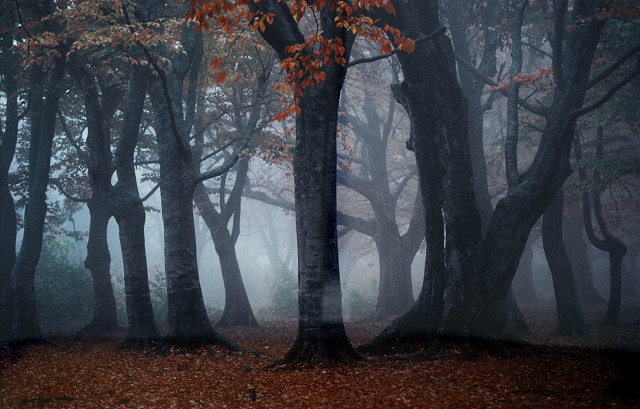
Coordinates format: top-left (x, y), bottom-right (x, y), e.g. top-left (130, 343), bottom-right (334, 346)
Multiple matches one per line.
top-left (2, 312), bottom-right (640, 409)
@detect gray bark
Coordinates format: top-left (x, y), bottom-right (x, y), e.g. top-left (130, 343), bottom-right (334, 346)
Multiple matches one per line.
top-left (251, 0), bottom-right (363, 365)
top-left (12, 53), bottom-right (66, 341)
top-left (564, 211), bottom-right (606, 304)
top-left (107, 66), bottom-right (159, 344)
top-left (0, 28), bottom-right (19, 340)
top-left (542, 190), bottom-right (586, 336)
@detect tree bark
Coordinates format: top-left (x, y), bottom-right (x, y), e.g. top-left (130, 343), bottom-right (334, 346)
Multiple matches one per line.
top-left (82, 195), bottom-right (119, 333)
top-left (362, 0), bottom-right (606, 355)
top-left (512, 231), bottom-right (539, 304)
top-left (107, 66), bottom-right (159, 345)
top-left (0, 26), bottom-right (19, 340)
top-left (193, 162), bottom-right (258, 328)
top-left (250, 0), bottom-right (362, 365)
top-left (70, 59), bottom-right (121, 336)
top-left (12, 55), bottom-right (66, 342)
top-left (564, 210), bottom-right (606, 304)
top-left (542, 190), bottom-right (586, 336)
top-left (372, 234), bottom-right (415, 320)
top-left (575, 128), bottom-right (627, 326)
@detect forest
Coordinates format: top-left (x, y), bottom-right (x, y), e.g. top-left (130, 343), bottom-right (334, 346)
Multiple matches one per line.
top-left (1, 0), bottom-right (640, 407)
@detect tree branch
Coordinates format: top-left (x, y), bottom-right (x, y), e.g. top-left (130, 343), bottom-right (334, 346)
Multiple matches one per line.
top-left (50, 178), bottom-right (89, 203)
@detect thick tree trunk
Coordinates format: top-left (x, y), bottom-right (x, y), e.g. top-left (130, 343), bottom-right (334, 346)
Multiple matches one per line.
top-left (512, 232), bottom-right (539, 304)
top-left (564, 211), bottom-right (606, 304)
top-left (107, 66), bottom-right (159, 345)
top-left (149, 83), bottom-right (233, 348)
top-left (372, 235), bottom-right (415, 321)
top-left (542, 190), bottom-right (586, 336)
top-left (81, 196), bottom-right (119, 333)
top-left (11, 58), bottom-right (66, 342)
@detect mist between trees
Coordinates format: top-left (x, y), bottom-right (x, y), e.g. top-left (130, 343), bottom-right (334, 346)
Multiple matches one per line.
top-left (1, 0), bottom-right (639, 371)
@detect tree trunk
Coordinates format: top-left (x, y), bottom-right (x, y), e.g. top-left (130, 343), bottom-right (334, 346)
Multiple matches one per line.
top-left (542, 190), bottom-right (586, 336)
top-left (0, 29), bottom-right (19, 340)
top-left (372, 235), bottom-right (414, 321)
top-left (576, 128), bottom-right (627, 326)
top-left (12, 57), bottom-right (66, 342)
top-left (213, 231), bottom-right (258, 327)
top-left (193, 180), bottom-right (258, 328)
top-left (81, 196), bottom-right (119, 333)
top-left (149, 82), bottom-right (232, 348)
top-left (361, 0), bottom-right (605, 355)
top-left (107, 66), bottom-right (159, 345)
top-left (512, 231), bottom-right (539, 304)
top-left (564, 211), bottom-right (606, 304)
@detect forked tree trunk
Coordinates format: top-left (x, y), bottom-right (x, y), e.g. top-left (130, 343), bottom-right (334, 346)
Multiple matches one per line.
top-left (542, 190), bottom-right (586, 336)
top-left (12, 57), bottom-right (66, 342)
top-left (82, 196), bottom-right (119, 333)
top-left (193, 180), bottom-right (258, 328)
top-left (107, 66), bottom-right (159, 345)
top-left (576, 128), bottom-right (627, 326)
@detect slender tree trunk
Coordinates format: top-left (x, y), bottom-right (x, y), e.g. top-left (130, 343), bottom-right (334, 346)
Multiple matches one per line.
top-left (213, 230), bottom-right (258, 327)
top-left (12, 57), bottom-right (66, 342)
top-left (542, 190), bottom-right (586, 336)
top-left (70, 60), bottom-right (121, 336)
top-left (0, 32), bottom-right (19, 340)
top-left (82, 196), bottom-right (119, 333)
top-left (193, 181), bottom-right (258, 328)
top-left (107, 66), bottom-right (159, 345)
top-left (576, 128), bottom-right (627, 326)
top-left (564, 211), bottom-right (606, 304)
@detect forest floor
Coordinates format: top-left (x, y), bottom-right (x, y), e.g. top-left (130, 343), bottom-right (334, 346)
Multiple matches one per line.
top-left (1, 302), bottom-right (640, 408)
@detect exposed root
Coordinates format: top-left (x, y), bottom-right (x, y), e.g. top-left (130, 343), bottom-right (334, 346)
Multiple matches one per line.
top-left (118, 336), bottom-right (159, 350)
top-left (215, 313), bottom-right (259, 329)
top-left (268, 331), bottom-right (366, 369)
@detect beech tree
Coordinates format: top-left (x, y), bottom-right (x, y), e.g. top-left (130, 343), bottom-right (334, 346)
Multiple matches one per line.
top-left (0, 6), bottom-right (23, 340)
top-left (361, 0), bottom-right (640, 354)
top-left (11, 0), bottom-right (67, 342)
top-left (337, 72), bottom-right (424, 320)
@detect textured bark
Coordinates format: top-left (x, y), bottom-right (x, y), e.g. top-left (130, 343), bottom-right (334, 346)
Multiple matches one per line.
top-left (106, 66), bottom-right (159, 344)
top-left (149, 86), bottom-right (220, 341)
top-left (81, 196), bottom-right (119, 333)
top-left (542, 190), bottom-right (586, 336)
top-left (70, 59), bottom-right (121, 335)
top-left (0, 26), bottom-right (19, 340)
top-left (564, 211), bottom-right (606, 304)
top-left (251, 0), bottom-right (362, 365)
top-left (12, 54), bottom-right (66, 342)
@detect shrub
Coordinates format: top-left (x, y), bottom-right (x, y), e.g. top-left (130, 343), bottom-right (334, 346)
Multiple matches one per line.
top-left (35, 238), bottom-right (93, 334)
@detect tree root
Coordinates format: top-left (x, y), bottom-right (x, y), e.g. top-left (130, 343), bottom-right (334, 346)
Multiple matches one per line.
top-left (268, 337), bottom-right (366, 369)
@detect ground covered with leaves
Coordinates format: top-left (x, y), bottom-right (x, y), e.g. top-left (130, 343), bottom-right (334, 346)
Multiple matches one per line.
top-left (2, 307), bottom-right (640, 408)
